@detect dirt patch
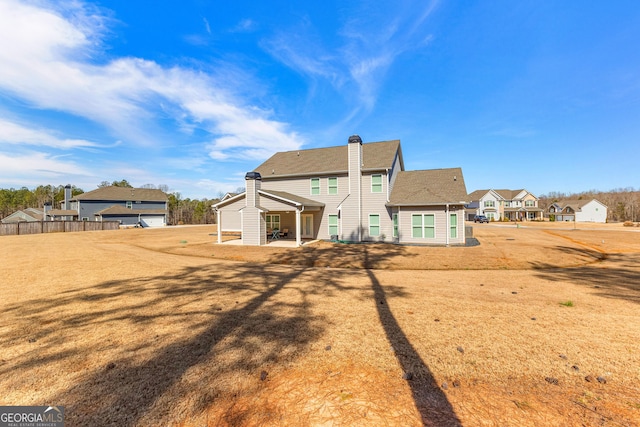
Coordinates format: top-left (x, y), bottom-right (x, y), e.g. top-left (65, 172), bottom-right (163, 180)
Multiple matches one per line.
top-left (0, 223), bottom-right (638, 426)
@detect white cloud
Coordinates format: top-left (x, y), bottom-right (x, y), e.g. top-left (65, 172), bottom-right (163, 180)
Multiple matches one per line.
top-left (263, 1), bottom-right (439, 118)
top-left (0, 119), bottom-right (98, 149)
top-left (0, 0), bottom-right (302, 157)
top-left (0, 151), bottom-right (94, 179)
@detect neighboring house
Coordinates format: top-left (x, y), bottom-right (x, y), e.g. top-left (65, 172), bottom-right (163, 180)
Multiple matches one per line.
top-left (69, 186), bottom-right (168, 227)
top-left (1, 208), bottom-right (43, 224)
top-left (467, 189), bottom-right (543, 221)
top-left (213, 135), bottom-right (468, 246)
top-left (547, 199), bottom-right (607, 223)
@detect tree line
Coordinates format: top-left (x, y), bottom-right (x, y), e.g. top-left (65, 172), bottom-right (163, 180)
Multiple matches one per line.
top-left (538, 187), bottom-right (640, 222)
top-left (0, 180), bottom-right (245, 225)
top-left (5, 181), bottom-right (636, 224)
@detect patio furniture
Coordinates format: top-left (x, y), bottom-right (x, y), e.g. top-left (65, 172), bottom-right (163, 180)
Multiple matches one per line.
top-left (271, 229), bottom-right (280, 240)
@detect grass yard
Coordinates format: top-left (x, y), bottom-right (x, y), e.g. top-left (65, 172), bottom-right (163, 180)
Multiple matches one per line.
top-left (0, 223), bottom-right (639, 426)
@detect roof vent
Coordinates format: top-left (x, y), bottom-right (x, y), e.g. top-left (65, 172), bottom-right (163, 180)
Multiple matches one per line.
top-left (348, 134), bottom-right (362, 144)
top-left (454, 176), bottom-right (457, 181)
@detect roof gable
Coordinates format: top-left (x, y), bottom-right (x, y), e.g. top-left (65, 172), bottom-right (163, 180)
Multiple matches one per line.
top-left (388, 168), bottom-right (468, 206)
top-left (253, 140), bottom-right (401, 178)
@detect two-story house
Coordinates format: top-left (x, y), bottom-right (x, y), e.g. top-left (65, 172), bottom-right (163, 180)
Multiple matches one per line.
top-left (547, 199), bottom-right (607, 223)
top-left (467, 189), bottom-right (542, 221)
top-left (213, 135), bottom-right (469, 246)
top-left (68, 186), bottom-right (168, 227)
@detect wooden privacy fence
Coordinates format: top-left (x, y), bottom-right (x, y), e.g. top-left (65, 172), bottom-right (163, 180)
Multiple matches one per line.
top-left (0, 221), bottom-right (120, 236)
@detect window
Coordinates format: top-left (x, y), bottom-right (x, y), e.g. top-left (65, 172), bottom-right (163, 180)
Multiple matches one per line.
top-left (328, 177), bottom-right (338, 195)
top-left (310, 178), bottom-right (320, 195)
top-left (450, 214), bottom-right (458, 239)
top-left (328, 214), bottom-right (338, 236)
top-left (369, 214), bottom-right (380, 237)
top-left (126, 201), bottom-right (133, 209)
top-left (412, 214), bottom-right (435, 238)
top-left (392, 213), bottom-right (398, 238)
top-left (266, 214), bottom-right (280, 231)
top-left (484, 200), bottom-right (495, 208)
top-left (371, 174), bottom-right (382, 193)
top-left (82, 217), bottom-right (89, 221)
top-left (525, 200), bottom-right (535, 207)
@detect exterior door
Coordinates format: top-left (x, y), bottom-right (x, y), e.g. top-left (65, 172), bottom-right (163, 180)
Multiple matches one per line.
top-left (300, 214), bottom-right (313, 238)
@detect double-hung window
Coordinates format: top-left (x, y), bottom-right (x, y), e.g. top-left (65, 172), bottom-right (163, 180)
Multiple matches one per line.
top-left (412, 214), bottom-right (435, 238)
top-left (369, 214), bottom-right (380, 237)
top-left (392, 213), bottom-right (398, 238)
top-left (310, 178), bottom-right (320, 195)
top-left (525, 200), bottom-right (535, 207)
top-left (484, 200), bottom-right (495, 208)
top-left (371, 174), bottom-right (382, 193)
top-left (126, 201), bottom-right (133, 209)
top-left (266, 214), bottom-right (280, 231)
top-left (328, 214), bottom-right (339, 236)
top-left (328, 177), bottom-right (338, 195)
top-left (449, 214), bottom-right (457, 239)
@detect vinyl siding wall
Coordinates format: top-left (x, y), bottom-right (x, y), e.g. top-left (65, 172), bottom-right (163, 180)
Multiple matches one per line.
top-left (361, 172), bottom-right (393, 241)
top-left (217, 197), bottom-right (244, 231)
top-left (396, 206), bottom-right (466, 245)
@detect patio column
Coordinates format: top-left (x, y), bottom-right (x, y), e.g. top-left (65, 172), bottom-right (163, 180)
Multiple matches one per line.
top-left (216, 209), bottom-right (222, 244)
top-left (296, 208), bottom-right (301, 247)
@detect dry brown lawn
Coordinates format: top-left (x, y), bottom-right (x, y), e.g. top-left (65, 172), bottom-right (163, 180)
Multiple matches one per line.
top-left (1, 222), bottom-right (639, 426)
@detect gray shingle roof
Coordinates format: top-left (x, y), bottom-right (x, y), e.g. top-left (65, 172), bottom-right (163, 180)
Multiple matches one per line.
top-left (389, 168), bottom-right (468, 206)
top-left (260, 190), bottom-right (325, 207)
top-left (97, 206), bottom-right (168, 215)
top-left (254, 140), bottom-right (401, 177)
top-left (73, 187), bottom-right (168, 202)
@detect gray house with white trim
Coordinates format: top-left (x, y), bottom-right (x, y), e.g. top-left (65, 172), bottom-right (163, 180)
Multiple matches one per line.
top-left (213, 135), bottom-right (469, 246)
top-left (70, 187), bottom-right (168, 227)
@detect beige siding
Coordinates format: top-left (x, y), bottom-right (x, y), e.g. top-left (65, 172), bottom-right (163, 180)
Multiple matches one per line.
top-left (340, 142), bottom-right (362, 241)
top-left (242, 207), bottom-right (265, 245)
top-left (361, 172), bottom-right (392, 241)
top-left (217, 197), bottom-right (244, 231)
top-left (397, 206), bottom-right (466, 245)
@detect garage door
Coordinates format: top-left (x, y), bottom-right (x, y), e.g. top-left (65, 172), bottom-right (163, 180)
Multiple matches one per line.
top-left (140, 215), bottom-right (165, 227)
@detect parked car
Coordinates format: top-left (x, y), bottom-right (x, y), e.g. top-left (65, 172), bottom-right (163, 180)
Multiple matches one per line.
top-left (474, 215), bottom-right (489, 223)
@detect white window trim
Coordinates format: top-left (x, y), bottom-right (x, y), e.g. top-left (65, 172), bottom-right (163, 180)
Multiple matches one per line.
top-left (266, 214), bottom-right (281, 230)
top-left (371, 174), bottom-right (383, 193)
top-left (328, 214), bottom-right (339, 236)
top-left (412, 214), bottom-right (435, 239)
top-left (328, 177), bottom-right (338, 195)
top-left (392, 213), bottom-right (398, 238)
top-left (369, 213), bottom-right (380, 237)
top-left (449, 213), bottom-right (458, 239)
top-left (310, 178), bottom-right (320, 195)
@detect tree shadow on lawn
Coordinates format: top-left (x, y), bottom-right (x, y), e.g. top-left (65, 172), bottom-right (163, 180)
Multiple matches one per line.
top-left (2, 262), bottom-right (334, 425)
top-left (531, 251), bottom-right (640, 304)
top-left (1, 241), bottom-right (457, 425)
top-left (363, 247), bottom-right (462, 427)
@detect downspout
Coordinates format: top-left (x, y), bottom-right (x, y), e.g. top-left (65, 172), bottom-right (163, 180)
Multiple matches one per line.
top-left (215, 208), bottom-right (221, 244)
top-left (445, 203), bottom-right (450, 246)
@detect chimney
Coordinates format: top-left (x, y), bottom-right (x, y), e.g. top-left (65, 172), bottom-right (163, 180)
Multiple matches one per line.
top-left (64, 184), bottom-right (72, 210)
top-left (245, 172), bottom-right (262, 208)
top-left (345, 134), bottom-right (363, 242)
top-left (43, 203), bottom-right (51, 221)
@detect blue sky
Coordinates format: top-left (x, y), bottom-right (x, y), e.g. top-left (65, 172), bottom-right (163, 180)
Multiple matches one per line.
top-left (1, 0), bottom-right (639, 199)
